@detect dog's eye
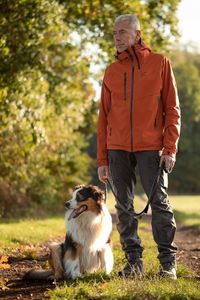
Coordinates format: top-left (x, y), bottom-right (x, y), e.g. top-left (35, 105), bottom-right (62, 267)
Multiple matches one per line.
top-left (76, 194), bottom-right (81, 201)
top-left (78, 188), bottom-right (92, 202)
top-left (76, 193), bottom-right (85, 202)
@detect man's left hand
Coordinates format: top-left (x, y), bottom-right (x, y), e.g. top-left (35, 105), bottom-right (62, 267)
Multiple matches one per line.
top-left (160, 154), bottom-right (176, 173)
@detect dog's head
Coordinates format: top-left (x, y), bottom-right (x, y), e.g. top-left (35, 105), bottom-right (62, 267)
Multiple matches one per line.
top-left (65, 185), bottom-right (105, 221)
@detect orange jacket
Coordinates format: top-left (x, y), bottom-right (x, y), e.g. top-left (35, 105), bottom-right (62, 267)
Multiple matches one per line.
top-left (97, 41), bottom-right (181, 166)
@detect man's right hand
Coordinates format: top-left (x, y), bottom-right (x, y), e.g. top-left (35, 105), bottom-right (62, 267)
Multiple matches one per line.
top-left (98, 165), bottom-right (110, 183)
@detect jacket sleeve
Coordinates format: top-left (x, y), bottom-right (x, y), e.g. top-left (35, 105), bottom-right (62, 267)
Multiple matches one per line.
top-left (161, 57), bottom-right (181, 156)
top-left (97, 78), bottom-right (111, 167)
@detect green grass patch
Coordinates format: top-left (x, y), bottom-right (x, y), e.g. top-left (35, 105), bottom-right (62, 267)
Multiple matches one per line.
top-left (0, 216), bottom-right (65, 254)
top-left (106, 192), bottom-right (143, 214)
top-left (139, 194), bottom-right (200, 230)
top-left (170, 195), bottom-right (200, 229)
top-left (46, 222), bottom-right (199, 300)
top-left (47, 276), bottom-right (200, 300)
top-left (1, 199), bottom-right (200, 299)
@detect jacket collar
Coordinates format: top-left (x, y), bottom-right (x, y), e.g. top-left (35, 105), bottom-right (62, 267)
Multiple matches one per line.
top-left (115, 39), bottom-right (151, 68)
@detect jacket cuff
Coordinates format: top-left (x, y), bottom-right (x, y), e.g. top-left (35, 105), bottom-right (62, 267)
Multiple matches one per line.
top-left (97, 159), bottom-right (109, 167)
top-left (162, 148), bottom-right (176, 157)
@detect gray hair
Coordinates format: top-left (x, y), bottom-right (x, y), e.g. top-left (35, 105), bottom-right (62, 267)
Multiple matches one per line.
top-left (115, 14), bottom-right (140, 30)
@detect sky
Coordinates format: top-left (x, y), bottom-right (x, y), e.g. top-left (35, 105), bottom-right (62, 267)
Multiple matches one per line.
top-left (177, 0), bottom-right (200, 49)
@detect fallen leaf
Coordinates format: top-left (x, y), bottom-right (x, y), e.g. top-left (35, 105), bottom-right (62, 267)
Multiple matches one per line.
top-left (100, 283), bottom-right (108, 289)
top-left (0, 256), bottom-right (11, 269)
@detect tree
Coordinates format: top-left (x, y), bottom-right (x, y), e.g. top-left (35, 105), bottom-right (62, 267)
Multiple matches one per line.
top-left (59, 0), bottom-right (181, 59)
top-left (0, 0), bottom-right (182, 216)
top-left (170, 50), bottom-right (200, 193)
top-left (0, 0), bottom-right (95, 216)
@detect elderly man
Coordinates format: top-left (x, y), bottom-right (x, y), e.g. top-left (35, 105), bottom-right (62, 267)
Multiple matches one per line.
top-left (97, 14), bottom-right (180, 279)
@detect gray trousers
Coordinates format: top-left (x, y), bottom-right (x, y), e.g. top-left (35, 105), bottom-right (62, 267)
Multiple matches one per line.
top-left (108, 150), bottom-right (177, 265)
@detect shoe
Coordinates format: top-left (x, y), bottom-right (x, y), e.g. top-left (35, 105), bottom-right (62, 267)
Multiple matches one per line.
top-left (118, 259), bottom-right (143, 278)
top-left (160, 262), bottom-right (177, 280)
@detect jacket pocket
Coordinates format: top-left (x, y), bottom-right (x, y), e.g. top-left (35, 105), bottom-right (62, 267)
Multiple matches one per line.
top-left (123, 72), bottom-right (127, 100)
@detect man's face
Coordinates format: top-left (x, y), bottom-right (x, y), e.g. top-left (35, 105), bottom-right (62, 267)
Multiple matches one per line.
top-left (113, 20), bottom-right (140, 53)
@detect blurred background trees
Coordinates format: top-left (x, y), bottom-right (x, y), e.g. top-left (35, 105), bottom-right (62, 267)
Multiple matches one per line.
top-left (171, 50), bottom-right (200, 193)
top-left (0, 0), bottom-right (95, 216)
top-left (0, 0), bottom-right (199, 217)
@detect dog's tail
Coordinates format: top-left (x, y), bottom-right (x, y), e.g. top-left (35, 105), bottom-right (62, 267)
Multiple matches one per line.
top-left (23, 269), bottom-right (54, 281)
top-left (23, 242), bottom-right (64, 282)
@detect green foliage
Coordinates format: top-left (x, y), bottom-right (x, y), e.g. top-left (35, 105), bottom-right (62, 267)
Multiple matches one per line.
top-left (0, 0), bottom-right (47, 87)
top-left (0, 0), bottom-right (183, 216)
top-left (0, 0), bottom-right (95, 216)
top-left (170, 50), bottom-right (200, 193)
top-left (60, 0), bottom-right (181, 60)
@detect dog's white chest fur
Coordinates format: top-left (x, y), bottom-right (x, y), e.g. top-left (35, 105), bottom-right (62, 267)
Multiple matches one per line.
top-left (65, 205), bottom-right (113, 278)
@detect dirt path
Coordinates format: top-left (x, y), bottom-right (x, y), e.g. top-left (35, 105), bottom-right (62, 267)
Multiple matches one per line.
top-left (0, 214), bottom-right (200, 300)
top-left (175, 223), bottom-right (200, 277)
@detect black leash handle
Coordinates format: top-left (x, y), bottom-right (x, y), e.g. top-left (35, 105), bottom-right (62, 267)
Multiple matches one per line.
top-left (105, 161), bottom-right (165, 219)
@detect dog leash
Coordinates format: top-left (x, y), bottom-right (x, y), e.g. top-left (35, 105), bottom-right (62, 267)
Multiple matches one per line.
top-left (104, 162), bottom-right (165, 219)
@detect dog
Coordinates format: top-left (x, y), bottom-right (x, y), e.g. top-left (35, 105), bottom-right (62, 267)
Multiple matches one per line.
top-left (24, 185), bottom-right (113, 281)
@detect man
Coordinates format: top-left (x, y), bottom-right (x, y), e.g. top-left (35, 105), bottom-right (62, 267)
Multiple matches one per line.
top-left (97, 14), bottom-right (180, 280)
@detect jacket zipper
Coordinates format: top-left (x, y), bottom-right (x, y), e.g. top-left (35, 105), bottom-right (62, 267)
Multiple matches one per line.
top-left (123, 72), bottom-right (127, 100)
top-left (126, 48), bottom-right (140, 151)
top-left (130, 61), bottom-right (134, 151)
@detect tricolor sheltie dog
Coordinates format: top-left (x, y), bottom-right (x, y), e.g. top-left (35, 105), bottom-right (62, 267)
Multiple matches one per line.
top-left (24, 185), bottom-right (113, 281)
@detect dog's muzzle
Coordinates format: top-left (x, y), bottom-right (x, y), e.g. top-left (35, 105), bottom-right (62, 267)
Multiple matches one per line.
top-left (68, 205), bottom-right (88, 221)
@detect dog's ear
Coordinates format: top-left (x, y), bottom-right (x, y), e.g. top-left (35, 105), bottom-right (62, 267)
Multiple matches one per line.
top-left (93, 191), bottom-right (100, 201)
top-left (90, 186), bottom-right (104, 201)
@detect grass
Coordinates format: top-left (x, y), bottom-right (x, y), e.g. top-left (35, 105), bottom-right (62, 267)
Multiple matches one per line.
top-left (139, 193), bottom-right (200, 230)
top-left (46, 222), bottom-right (199, 300)
top-left (106, 193), bottom-right (143, 213)
top-left (170, 195), bottom-right (200, 229)
top-left (46, 277), bottom-right (200, 300)
top-left (0, 216), bottom-right (65, 254)
top-left (1, 195), bottom-right (200, 299)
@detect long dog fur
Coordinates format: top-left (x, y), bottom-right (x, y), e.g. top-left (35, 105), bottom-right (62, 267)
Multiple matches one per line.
top-left (24, 185), bottom-right (113, 281)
